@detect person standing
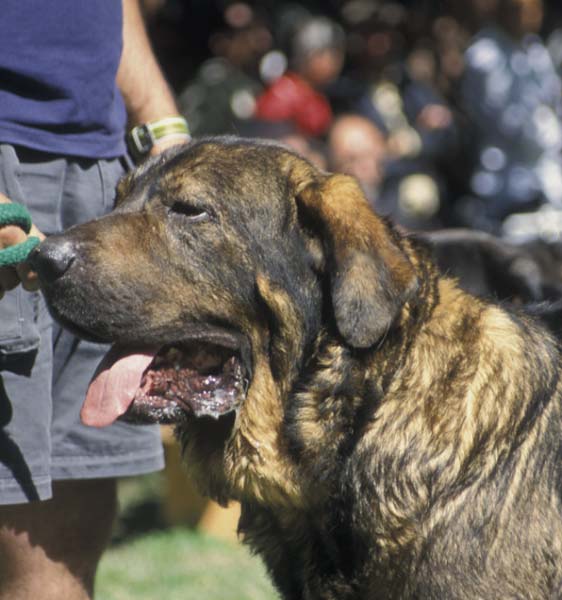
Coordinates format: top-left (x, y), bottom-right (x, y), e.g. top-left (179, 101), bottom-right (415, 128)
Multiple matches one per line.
top-left (0, 1), bottom-right (190, 598)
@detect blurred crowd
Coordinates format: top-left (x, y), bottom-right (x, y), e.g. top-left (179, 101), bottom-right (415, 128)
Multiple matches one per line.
top-left (143, 0), bottom-right (562, 240)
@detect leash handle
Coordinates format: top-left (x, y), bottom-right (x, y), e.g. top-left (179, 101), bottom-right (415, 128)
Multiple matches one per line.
top-left (0, 236), bottom-right (40, 267)
top-left (0, 203), bottom-right (33, 233)
top-left (0, 203), bottom-right (40, 267)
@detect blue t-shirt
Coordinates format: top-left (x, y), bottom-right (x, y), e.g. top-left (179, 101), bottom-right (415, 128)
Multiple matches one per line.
top-left (0, 1), bottom-right (127, 158)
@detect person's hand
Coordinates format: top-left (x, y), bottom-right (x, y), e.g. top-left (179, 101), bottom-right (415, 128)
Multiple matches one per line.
top-left (0, 193), bottom-right (45, 297)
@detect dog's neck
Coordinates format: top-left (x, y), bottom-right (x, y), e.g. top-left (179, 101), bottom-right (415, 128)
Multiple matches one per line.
top-left (281, 240), bottom-right (442, 505)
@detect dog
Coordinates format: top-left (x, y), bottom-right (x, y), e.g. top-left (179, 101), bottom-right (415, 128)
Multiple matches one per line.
top-left (425, 228), bottom-right (562, 301)
top-left (30, 137), bottom-right (562, 599)
top-left (424, 228), bottom-right (562, 336)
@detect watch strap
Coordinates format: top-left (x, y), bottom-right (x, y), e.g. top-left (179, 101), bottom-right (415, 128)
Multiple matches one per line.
top-left (128, 116), bottom-right (190, 159)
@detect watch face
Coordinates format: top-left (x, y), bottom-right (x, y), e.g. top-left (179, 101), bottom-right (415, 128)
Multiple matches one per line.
top-left (130, 125), bottom-right (153, 155)
top-left (128, 118), bottom-right (189, 162)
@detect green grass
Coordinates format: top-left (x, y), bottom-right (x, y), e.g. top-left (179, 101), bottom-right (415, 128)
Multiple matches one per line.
top-left (94, 474), bottom-right (279, 600)
top-left (96, 528), bottom-right (278, 600)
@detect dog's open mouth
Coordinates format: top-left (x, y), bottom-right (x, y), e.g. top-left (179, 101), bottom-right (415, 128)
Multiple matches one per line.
top-left (81, 341), bottom-right (248, 427)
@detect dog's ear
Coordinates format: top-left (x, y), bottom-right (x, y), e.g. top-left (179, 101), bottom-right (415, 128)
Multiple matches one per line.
top-left (296, 174), bottom-right (419, 348)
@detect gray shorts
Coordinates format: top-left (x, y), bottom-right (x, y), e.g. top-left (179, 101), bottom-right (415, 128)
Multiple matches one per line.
top-left (0, 144), bottom-right (164, 505)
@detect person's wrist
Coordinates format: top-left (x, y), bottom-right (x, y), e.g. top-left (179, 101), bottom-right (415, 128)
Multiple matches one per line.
top-left (127, 116), bottom-right (190, 162)
top-left (150, 135), bottom-right (190, 157)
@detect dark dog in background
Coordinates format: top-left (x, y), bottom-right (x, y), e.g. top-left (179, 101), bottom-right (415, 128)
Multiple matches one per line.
top-left (30, 138), bottom-right (562, 599)
top-left (424, 228), bottom-right (562, 335)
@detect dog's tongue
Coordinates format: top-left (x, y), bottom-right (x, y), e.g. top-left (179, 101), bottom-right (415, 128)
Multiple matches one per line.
top-left (81, 346), bottom-right (157, 427)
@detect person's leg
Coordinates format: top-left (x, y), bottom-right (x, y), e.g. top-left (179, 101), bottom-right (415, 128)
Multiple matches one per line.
top-left (0, 146), bottom-right (118, 599)
top-left (0, 478), bottom-right (116, 600)
top-left (0, 151), bottom-right (164, 598)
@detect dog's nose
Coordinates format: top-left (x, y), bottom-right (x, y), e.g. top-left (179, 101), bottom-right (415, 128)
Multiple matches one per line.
top-left (28, 238), bottom-right (76, 283)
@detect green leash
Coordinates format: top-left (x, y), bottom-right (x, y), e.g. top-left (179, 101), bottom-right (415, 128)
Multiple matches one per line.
top-left (0, 204), bottom-right (40, 267)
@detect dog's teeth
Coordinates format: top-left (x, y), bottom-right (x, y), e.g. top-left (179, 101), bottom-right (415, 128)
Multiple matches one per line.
top-left (214, 389), bottom-right (227, 401)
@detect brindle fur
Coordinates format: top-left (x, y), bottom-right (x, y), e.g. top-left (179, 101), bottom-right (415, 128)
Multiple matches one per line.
top-left (33, 138), bottom-right (562, 599)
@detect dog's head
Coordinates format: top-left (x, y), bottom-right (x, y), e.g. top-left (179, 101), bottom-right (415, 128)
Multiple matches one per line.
top-left (31, 137), bottom-right (418, 502)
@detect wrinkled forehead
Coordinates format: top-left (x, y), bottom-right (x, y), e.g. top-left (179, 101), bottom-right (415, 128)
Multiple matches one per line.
top-left (163, 143), bottom-right (279, 197)
top-left (124, 138), bottom-right (313, 210)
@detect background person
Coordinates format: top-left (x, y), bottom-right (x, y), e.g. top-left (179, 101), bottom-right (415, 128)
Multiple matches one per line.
top-left (253, 14), bottom-right (346, 137)
top-left (459, 0), bottom-right (562, 233)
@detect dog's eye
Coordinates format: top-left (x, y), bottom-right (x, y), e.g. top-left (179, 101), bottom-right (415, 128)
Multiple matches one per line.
top-left (169, 201), bottom-right (210, 223)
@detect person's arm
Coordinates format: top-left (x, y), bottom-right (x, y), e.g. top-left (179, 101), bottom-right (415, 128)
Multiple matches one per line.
top-left (117, 0), bottom-right (189, 155)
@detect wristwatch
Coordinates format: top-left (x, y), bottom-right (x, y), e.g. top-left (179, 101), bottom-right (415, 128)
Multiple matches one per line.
top-left (127, 116), bottom-right (190, 161)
